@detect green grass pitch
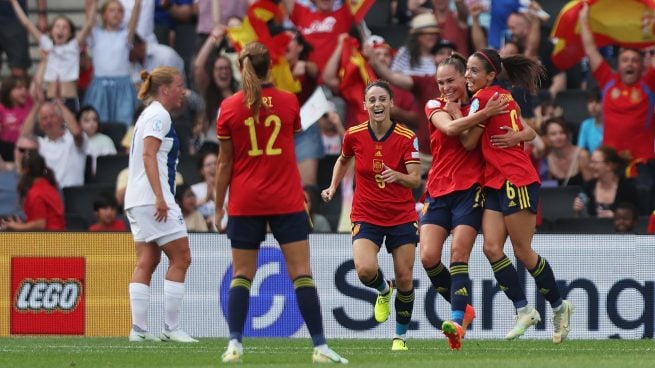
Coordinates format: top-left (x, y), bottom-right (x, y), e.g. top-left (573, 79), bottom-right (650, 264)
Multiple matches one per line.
top-left (1, 337), bottom-right (654, 367)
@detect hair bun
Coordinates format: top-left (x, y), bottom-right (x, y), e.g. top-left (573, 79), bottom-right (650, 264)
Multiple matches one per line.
top-left (140, 70), bottom-right (150, 82)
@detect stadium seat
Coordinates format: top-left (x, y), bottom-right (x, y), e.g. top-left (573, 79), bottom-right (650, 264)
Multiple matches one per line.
top-left (552, 217), bottom-right (614, 233)
top-left (66, 213), bottom-right (89, 231)
top-left (99, 122), bottom-right (128, 151)
top-left (635, 185), bottom-right (653, 216)
top-left (94, 154), bottom-right (129, 185)
top-left (84, 155), bottom-right (94, 184)
top-left (177, 154), bottom-right (202, 186)
top-left (63, 183), bottom-right (115, 221)
top-left (540, 186), bottom-right (582, 223)
top-left (317, 155), bottom-right (342, 231)
top-left (636, 216), bottom-right (650, 234)
top-left (554, 89), bottom-right (588, 134)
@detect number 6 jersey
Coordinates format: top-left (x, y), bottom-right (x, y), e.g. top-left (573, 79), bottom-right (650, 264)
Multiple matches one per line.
top-left (216, 85), bottom-right (304, 216)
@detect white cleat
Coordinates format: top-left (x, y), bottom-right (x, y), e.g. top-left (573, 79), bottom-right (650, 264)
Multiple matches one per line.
top-left (505, 306), bottom-right (541, 340)
top-left (553, 300), bottom-right (574, 344)
top-left (312, 347), bottom-right (349, 364)
top-left (128, 328), bottom-right (161, 342)
top-left (160, 328), bottom-right (198, 343)
top-left (221, 345), bottom-right (243, 363)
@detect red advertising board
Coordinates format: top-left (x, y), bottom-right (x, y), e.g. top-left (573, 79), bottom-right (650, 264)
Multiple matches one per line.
top-left (11, 257), bottom-right (85, 334)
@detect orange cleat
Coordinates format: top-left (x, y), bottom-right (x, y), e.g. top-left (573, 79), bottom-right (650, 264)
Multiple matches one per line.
top-left (442, 320), bottom-right (464, 350)
top-left (461, 304), bottom-right (476, 337)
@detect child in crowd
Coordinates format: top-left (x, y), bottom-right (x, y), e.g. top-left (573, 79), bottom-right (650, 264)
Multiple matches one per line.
top-left (175, 184), bottom-right (208, 232)
top-left (577, 88), bottom-right (603, 154)
top-left (613, 202), bottom-right (637, 234)
top-left (0, 75), bottom-right (33, 161)
top-left (78, 105), bottom-right (117, 174)
top-left (84, 0), bottom-right (140, 126)
top-left (10, 0), bottom-right (96, 113)
top-left (89, 194), bottom-right (126, 231)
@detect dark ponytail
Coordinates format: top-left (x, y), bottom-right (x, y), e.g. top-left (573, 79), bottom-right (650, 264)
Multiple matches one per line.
top-left (473, 48), bottom-right (545, 94)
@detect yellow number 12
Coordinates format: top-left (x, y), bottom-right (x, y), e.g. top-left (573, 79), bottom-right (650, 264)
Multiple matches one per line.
top-left (244, 115), bottom-right (282, 157)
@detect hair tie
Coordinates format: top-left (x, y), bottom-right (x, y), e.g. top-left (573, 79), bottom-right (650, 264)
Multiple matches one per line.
top-left (475, 51), bottom-right (498, 74)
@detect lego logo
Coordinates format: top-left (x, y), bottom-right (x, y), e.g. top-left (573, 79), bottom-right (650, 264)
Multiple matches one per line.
top-left (15, 280), bottom-right (82, 312)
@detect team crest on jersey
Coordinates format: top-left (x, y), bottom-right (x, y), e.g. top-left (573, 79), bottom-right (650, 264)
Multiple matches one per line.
top-left (610, 88), bottom-right (620, 99)
top-left (153, 119), bottom-right (163, 132)
top-left (413, 137), bottom-right (419, 151)
top-left (373, 159), bottom-right (384, 173)
top-left (469, 98), bottom-right (480, 116)
top-left (426, 99), bottom-right (441, 109)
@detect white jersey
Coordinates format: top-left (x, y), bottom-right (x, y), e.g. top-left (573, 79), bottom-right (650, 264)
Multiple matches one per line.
top-left (124, 101), bottom-right (180, 210)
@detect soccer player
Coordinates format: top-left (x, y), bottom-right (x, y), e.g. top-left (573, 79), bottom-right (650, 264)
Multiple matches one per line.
top-left (322, 80), bottom-right (421, 351)
top-left (125, 67), bottom-right (197, 343)
top-left (215, 42), bottom-right (347, 364)
top-left (465, 48), bottom-right (573, 343)
top-left (423, 52), bottom-right (532, 350)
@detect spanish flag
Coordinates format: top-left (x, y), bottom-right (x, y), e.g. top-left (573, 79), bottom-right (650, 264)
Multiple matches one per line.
top-left (349, 0), bottom-right (375, 22)
top-left (339, 36), bottom-right (377, 127)
top-left (227, 1), bottom-right (301, 94)
top-left (551, 0), bottom-right (655, 71)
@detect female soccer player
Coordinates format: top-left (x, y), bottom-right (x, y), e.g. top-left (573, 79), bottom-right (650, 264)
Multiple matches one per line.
top-left (125, 66), bottom-right (197, 343)
top-left (215, 42), bottom-right (347, 364)
top-left (322, 80), bottom-right (420, 351)
top-left (465, 49), bottom-right (573, 343)
top-left (423, 52), bottom-right (531, 350)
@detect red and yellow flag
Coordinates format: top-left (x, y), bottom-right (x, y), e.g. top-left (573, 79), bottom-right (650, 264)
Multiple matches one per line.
top-left (339, 36), bottom-right (377, 126)
top-left (227, 1), bottom-right (301, 94)
top-left (347, 0), bottom-right (375, 22)
top-left (551, 0), bottom-right (655, 70)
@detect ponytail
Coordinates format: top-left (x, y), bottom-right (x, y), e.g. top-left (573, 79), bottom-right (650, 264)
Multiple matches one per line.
top-left (238, 42), bottom-right (270, 123)
top-left (473, 49), bottom-right (545, 94)
top-left (137, 66), bottom-right (180, 103)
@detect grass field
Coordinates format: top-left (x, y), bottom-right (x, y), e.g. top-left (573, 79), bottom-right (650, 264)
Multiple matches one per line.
top-left (1, 337), bottom-right (654, 367)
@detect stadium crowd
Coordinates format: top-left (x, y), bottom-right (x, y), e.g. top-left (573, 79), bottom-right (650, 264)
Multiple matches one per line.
top-left (0, 0), bottom-right (654, 235)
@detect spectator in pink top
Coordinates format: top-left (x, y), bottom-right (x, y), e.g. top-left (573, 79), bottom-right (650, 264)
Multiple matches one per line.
top-left (0, 75), bottom-right (33, 162)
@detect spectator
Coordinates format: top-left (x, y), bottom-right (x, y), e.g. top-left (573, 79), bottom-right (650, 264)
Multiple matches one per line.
top-left (168, 88), bottom-right (204, 155)
top-left (10, 0), bottom-right (96, 113)
top-left (190, 148), bottom-right (217, 229)
top-left (194, 0), bottom-right (217, 48)
top-left (580, 3), bottom-right (655, 188)
top-left (78, 105), bottom-right (117, 174)
top-left (0, 0), bottom-right (48, 78)
top-left (576, 88), bottom-right (603, 154)
top-left (22, 99), bottom-right (87, 189)
top-left (175, 184), bottom-right (208, 232)
top-left (613, 202), bottom-right (637, 234)
top-left (115, 166), bottom-right (183, 208)
top-left (539, 117), bottom-right (591, 187)
top-left (120, 0), bottom-right (157, 44)
top-left (0, 75), bottom-right (33, 161)
top-left (431, 0), bottom-right (469, 56)
top-left (89, 193), bottom-right (127, 231)
top-left (304, 185), bottom-right (331, 233)
top-left (216, 0), bottom-right (247, 26)
top-left (155, 0), bottom-right (196, 83)
top-left (391, 13), bottom-right (440, 76)
top-left (84, 0), bottom-right (141, 126)
top-left (573, 146), bottom-right (639, 219)
top-left (0, 135), bottom-right (38, 217)
top-left (1, 151), bottom-right (65, 231)
top-left (129, 34), bottom-right (185, 85)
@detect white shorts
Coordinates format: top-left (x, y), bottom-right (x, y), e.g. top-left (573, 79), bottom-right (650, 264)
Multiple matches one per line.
top-left (125, 204), bottom-right (188, 246)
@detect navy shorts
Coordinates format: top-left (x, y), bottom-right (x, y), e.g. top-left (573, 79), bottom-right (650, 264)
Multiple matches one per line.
top-left (420, 185), bottom-right (484, 232)
top-left (227, 211), bottom-right (311, 249)
top-left (485, 181), bottom-right (540, 215)
top-left (352, 221), bottom-right (419, 253)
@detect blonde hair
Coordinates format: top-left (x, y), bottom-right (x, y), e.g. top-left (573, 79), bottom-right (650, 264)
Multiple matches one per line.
top-left (138, 66), bottom-right (180, 102)
top-left (238, 42), bottom-right (270, 123)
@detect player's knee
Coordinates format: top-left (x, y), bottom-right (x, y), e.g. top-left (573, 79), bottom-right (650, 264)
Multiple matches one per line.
top-left (482, 242), bottom-right (503, 261)
top-left (355, 265), bottom-right (378, 284)
top-left (394, 271), bottom-right (413, 290)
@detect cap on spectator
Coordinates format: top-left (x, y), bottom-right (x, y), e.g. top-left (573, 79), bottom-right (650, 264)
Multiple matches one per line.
top-left (410, 13), bottom-right (440, 34)
top-left (366, 35), bottom-right (396, 55)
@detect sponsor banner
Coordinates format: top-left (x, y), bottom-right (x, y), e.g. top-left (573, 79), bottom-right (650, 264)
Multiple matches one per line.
top-left (11, 258), bottom-right (85, 334)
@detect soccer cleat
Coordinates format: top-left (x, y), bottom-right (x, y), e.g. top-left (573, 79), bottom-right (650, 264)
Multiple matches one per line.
top-left (461, 304), bottom-right (476, 337)
top-left (312, 347), bottom-right (349, 364)
top-left (505, 306), bottom-right (541, 340)
top-left (391, 338), bottom-right (408, 351)
top-left (221, 345), bottom-right (243, 363)
top-left (160, 328), bottom-right (199, 343)
top-left (374, 281), bottom-right (393, 323)
top-left (442, 320), bottom-right (463, 350)
top-left (553, 300), bottom-right (574, 344)
top-left (128, 328), bottom-right (160, 342)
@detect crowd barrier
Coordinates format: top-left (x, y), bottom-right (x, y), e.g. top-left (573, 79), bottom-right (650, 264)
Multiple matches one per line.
top-left (1, 233), bottom-right (653, 339)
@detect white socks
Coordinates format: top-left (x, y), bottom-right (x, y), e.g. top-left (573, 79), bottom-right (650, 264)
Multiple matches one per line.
top-left (129, 282), bottom-right (150, 331)
top-left (164, 280), bottom-right (185, 331)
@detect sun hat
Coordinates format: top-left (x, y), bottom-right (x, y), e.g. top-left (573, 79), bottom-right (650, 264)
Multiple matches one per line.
top-left (410, 13), bottom-right (440, 34)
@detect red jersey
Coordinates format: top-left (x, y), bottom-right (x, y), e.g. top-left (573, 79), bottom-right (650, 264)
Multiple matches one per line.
top-left (594, 61), bottom-right (655, 161)
top-left (24, 178), bottom-right (66, 231)
top-left (424, 97), bottom-right (484, 197)
top-left (291, 4), bottom-right (355, 73)
top-left (217, 86), bottom-right (305, 216)
top-left (343, 121), bottom-right (420, 226)
top-left (411, 75), bottom-right (439, 154)
top-left (89, 219), bottom-right (127, 231)
top-left (470, 85), bottom-right (540, 189)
